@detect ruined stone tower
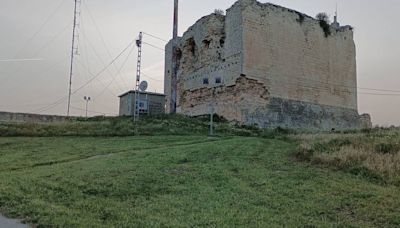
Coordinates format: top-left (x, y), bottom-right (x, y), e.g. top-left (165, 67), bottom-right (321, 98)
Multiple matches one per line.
top-left (164, 0), bottom-right (371, 129)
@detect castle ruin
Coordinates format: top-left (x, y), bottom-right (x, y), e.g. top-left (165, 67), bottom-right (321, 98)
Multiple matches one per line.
top-left (164, 0), bottom-right (371, 129)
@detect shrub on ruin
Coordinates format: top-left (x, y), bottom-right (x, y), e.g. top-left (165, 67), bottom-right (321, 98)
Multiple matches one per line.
top-left (316, 12), bottom-right (331, 37)
top-left (214, 9), bottom-right (225, 15)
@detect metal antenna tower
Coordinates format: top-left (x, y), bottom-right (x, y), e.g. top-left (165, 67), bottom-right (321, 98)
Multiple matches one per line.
top-left (170, 0), bottom-right (179, 113)
top-left (134, 32), bottom-right (143, 122)
top-left (67, 0), bottom-right (81, 116)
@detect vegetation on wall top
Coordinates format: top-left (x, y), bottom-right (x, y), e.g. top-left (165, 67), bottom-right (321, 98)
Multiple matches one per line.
top-left (316, 12), bottom-right (331, 37)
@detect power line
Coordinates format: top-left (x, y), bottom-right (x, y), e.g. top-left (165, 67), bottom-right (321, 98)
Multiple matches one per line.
top-left (0, 59), bottom-right (42, 62)
top-left (359, 92), bottom-right (400, 97)
top-left (93, 44), bottom-right (136, 100)
top-left (73, 38), bottom-right (136, 95)
top-left (83, 1), bottom-right (130, 91)
top-left (358, 87), bottom-right (400, 93)
top-left (70, 106), bottom-right (117, 116)
top-left (141, 72), bottom-right (163, 82)
top-left (142, 42), bottom-right (165, 51)
top-left (143, 32), bottom-right (168, 42)
top-left (11, 0), bottom-right (68, 59)
top-left (33, 38), bottom-right (137, 114)
top-left (33, 97), bottom-right (68, 114)
top-left (31, 22), bottom-right (73, 58)
top-left (77, 61), bottom-right (116, 97)
top-left (80, 31), bottom-right (125, 92)
top-left (2, 21), bottom-right (72, 85)
top-left (202, 64), bottom-right (400, 95)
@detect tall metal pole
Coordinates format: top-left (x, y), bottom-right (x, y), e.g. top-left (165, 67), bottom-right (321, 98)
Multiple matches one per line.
top-left (84, 96), bottom-right (91, 119)
top-left (67, 0), bottom-right (80, 116)
top-left (173, 0), bottom-right (178, 39)
top-left (134, 32), bottom-right (143, 122)
top-left (210, 102), bottom-right (214, 136)
top-left (170, 0), bottom-right (179, 113)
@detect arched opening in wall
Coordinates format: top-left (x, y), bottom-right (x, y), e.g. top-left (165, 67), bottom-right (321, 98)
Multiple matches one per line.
top-left (187, 38), bottom-right (197, 56)
top-left (176, 48), bottom-right (182, 62)
top-left (175, 48), bottom-right (182, 69)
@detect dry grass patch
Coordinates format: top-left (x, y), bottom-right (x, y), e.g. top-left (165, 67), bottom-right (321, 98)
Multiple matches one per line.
top-left (294, 128), bottom-right (400, 185)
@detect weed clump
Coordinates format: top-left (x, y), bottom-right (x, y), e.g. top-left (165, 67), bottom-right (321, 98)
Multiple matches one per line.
top-left (375, 143), bottom-right (400, 154)
top-left (316, 12), bottom-right (331, 37)
top-left (261, 127), bottom-right (293, 140)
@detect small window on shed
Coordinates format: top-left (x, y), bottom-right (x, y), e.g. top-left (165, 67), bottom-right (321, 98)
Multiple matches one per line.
top-left (203, 78), bottom-right (209, 85)
top-left (215, 77), bottom-right (222, 84)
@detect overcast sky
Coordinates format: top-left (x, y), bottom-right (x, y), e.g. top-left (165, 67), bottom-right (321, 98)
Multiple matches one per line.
top-left (0, 0), bottom-right (399, 126)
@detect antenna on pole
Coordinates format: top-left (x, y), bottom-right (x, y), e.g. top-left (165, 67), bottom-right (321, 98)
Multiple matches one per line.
top-left (134, 32), bottom-right (143, 122)
top-left (67, 0), bottom-right (81, 117)
top-left (335, 2), bottom-right (337, 19)
top-left (170, 0), bottom-right (179, 113)
top-left (334, 3), bottom-right (338, 22)
top-left (332, 2), bottom-right (340, 29)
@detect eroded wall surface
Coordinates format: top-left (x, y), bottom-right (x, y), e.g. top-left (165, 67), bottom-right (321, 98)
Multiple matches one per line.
top-left (241, 1), bottom-right (357, 110)
top-left (164, 0), bottom-right (371, 129)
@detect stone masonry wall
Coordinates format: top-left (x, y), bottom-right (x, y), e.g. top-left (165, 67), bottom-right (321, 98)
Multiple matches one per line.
top-left (240, 0), bottom-right (357, 110)
top-left (164, 0), bottom-right (371, 129)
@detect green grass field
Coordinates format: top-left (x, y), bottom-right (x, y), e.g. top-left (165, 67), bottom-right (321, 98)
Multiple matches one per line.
top-left (0, 117), bottom-right (399, 227)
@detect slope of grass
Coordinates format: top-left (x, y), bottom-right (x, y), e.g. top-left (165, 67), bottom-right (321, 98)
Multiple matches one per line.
top-left (0, 114), bottom-right (261, 137)
top-left (0, 117), bottom-right (399, 227)
top-left (0, 136), bottom-right (399, 227)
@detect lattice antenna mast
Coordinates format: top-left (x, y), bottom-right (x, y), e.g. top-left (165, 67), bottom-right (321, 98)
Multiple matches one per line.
top-left (67, 0), bottom-right (81, 116)
top-left (134, 32), bottom-right (143, 122)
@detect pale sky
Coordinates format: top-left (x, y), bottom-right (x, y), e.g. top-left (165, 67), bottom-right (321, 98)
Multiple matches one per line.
top-left (0, 0), bottom-right (399, 126)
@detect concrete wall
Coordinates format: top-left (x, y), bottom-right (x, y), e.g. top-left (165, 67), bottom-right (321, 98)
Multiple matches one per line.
top-left (0, 112), bottom-right (68, 123)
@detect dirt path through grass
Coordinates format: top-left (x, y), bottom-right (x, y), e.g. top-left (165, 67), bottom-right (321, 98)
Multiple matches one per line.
top-left (0, 214), bottom-right (28, 228)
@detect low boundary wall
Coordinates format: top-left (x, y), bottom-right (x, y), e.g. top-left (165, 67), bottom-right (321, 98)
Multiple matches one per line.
top-left (0, 111), bottom-right (68, 123)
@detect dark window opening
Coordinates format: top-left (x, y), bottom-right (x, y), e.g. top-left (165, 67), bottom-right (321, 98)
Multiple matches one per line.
top-left (176, 48), bottom-right (182, 59)
top-left (215, 77), bottom-right (222, 84)
top-left (188, 38), bottom-right (196, 56)
top-left (203, 39), bottom-right (211, 49)
top-left (219, 37), bottom-right (225, 48)
top-left (203, 78), bottom-right (209, 85)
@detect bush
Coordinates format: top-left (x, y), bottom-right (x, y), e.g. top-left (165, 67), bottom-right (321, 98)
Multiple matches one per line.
top-left (261, 127), bottom-right (293, 140)
top-left (316, 12), bottom-right (331, 37)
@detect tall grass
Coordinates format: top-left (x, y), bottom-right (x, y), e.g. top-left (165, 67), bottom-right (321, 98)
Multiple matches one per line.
top-left (294, 128), bottom-right (400, 185)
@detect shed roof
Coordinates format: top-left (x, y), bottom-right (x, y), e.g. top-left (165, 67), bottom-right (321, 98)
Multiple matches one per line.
top-left (118, 90), bottom-right (166, 98)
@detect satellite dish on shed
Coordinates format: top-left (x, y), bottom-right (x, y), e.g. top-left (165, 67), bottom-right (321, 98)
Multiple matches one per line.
top-left (139, 81), bottom-right (148, 92)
